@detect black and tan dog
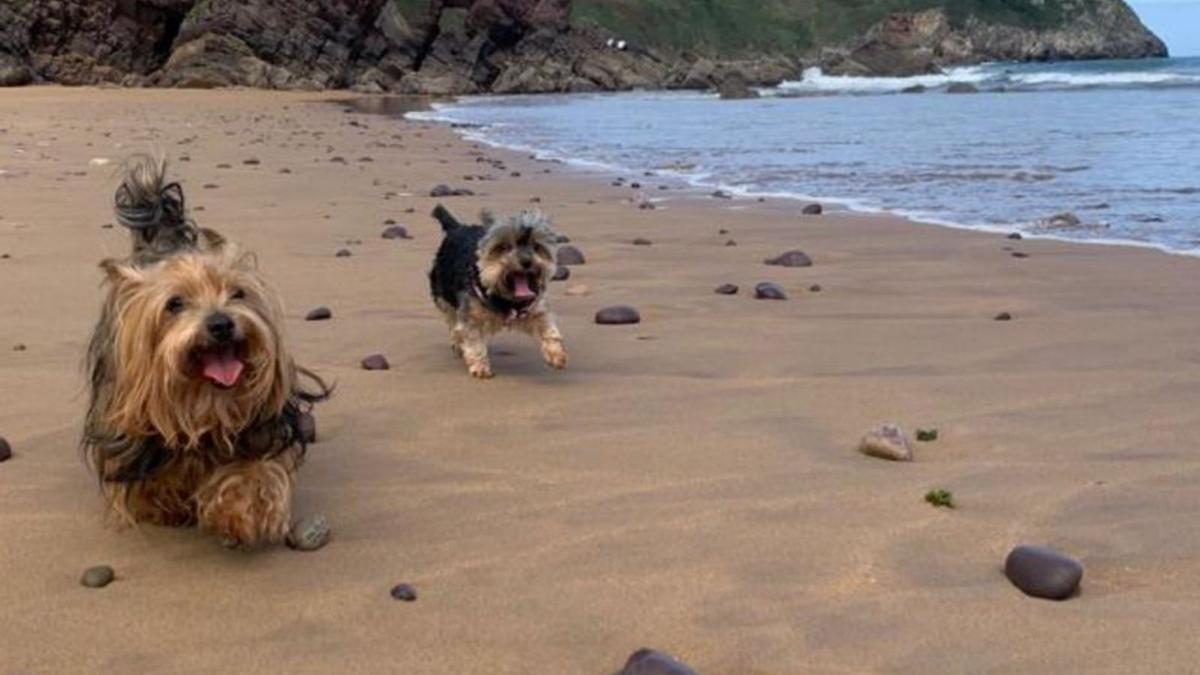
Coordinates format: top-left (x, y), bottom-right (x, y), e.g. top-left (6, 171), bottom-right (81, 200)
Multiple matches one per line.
top-left (83, 155), bottom-right (329, 547)
top-left (429, 204), bottom-right (567, 379)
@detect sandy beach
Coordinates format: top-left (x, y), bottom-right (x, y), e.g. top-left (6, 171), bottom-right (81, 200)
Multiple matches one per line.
top-left (2, 87), bottom-right (1200, 673)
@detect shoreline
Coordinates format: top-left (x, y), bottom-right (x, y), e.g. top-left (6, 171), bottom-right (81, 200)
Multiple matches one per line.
top-left (3, 87), bottom-right (1200, 673)
top-left (408, 85), bottom-right (1200, 260)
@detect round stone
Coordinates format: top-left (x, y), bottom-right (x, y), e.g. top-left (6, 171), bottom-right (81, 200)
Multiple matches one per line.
top-left (595, 306), bottom-right (641, 325)
top-left (287, 514), bottom-right (331, 552)
top-left (765, 250), bottom-right (813, 267)
top-left (81, 565), bottom-right (115, 589)
top-left (557, 245), bottom-right (586, 266)
top-left (802, 203), bottom-right (823, 215)
top-left (620, 648), bottom-right (699, 675)
top-left (305, 307), bottom-right (332, 321)
top-left (714, 283), bottom-right (739, 295)
top-left (1004, 545), bottom-right (1083, 600)
top-left (361, 354), bottom-right (390, 371)
top-left (381, 225), bottom-right (411, 240)
top-left (1008, 232), bottom-right (1024, 240)
top-left (0, 437), bottom-right (11, 462)
top-left (552, 266), bottom-right (571, 281)
top-left (335, 249), bottom-right (352, 258)
top-left (632, 238), bottom-right (652, 246)
top-left (297, 412), bottom-right (317, 444)
top-left (809, 284), bottom-right (823, 292)
top-left (994, 312), bottom-right (1013, 321)
top-left (858, 424), bottom-right (913, 461)
top-left (390, 583), bottom-right (418, 602)
top-left (753, 282), bottom-right (787, 300)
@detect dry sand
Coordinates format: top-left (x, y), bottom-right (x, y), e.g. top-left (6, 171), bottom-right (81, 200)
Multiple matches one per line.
top-left (1, 87), bottom-right (1199, 674)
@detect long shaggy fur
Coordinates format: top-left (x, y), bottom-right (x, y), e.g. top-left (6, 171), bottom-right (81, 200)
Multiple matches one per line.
top-left (428, 204), bottom-right (567, 379)
top-left (83, 156), bottom-right (329, 546)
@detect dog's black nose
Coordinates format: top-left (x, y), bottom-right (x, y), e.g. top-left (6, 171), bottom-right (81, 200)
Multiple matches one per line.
top-left (520, 255), bottom-right (534, 269)
top-left (206, 313), bottom-right (235, 343)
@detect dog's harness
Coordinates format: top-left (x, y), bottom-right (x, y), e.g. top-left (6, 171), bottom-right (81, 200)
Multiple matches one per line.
top-left (470, 266), bottom-right (538, 322)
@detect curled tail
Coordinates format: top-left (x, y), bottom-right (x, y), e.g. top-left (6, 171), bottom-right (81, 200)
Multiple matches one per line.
top-left (114, 154), bottom-right (201, 264)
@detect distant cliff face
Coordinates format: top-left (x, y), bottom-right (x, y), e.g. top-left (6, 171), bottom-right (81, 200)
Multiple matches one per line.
top-left (0, 0), bottom-right (1168, 93)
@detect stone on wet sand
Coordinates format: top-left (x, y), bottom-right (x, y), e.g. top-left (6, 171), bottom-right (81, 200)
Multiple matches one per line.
top-left (858, 424), bottom-right (913, 461)
top-left (297, 412), bottom-right (317, 444)
top-left (994, 312), bottom-right (1013, 321)
top-left (381, 225), bottom-right (411, 240)
top-left (287, 514), bottom-right (331, 552)
top-left (809, 284), bottom-right (823, 293)
top-left (81, 565), bottom-right (115, 589)
top-left (595, 306), bottom-right (641, 325)
top-left (335, 249), bottom-right (352, 258)
top-left (557, 245), bottom-right (586, 266)
top-left (0, 437), bottom-right (10, 462)
top-left (802, 203), bottom-right (823, 215)
top-left (711, 190), bottom-right (733, 200)
top-left (619, 648), bottom-right (699, 675)
top-left (361, 354), bottom-right (390, 371)
top-left (753, 283), bottom-right (787, 300)
top-left (765, 250), bottom-right (813, 268)
top-left (430, 184), bottom-right (473, 198)
top-left (1008, 232), bottom-right (1023, 240)
top-left (390, 583), bottom-right (418, 602)
top-left (1004, 545), bottom-right (1084, 600)
top-left (552, 266), bottom-right (571, 281)
top-left (632, 238), bottom-right (652, 246)
top-left (714, 283), bottom-right (739, 295)
top-left (305, 307), bottom-right (332, 321)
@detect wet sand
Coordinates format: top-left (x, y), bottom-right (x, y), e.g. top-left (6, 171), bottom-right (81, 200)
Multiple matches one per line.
top-left (1, 87), bottom-right (1199, 673)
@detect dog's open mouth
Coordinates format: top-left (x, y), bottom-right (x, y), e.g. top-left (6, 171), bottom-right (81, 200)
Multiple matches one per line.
top-left (508, 271), bottom-right (539, 302)
top-left (193, 343), bottom-right (246, 389)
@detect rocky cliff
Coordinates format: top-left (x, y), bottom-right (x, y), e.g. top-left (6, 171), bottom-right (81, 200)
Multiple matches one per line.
top-left (0, 0), bottom-right (1168, 93)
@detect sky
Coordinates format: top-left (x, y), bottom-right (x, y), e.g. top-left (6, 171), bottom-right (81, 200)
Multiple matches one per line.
top-left (1130, 0), bottom-right (1200, 56)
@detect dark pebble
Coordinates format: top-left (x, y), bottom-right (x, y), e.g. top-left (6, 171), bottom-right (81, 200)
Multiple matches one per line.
top-left (995, 312), bottom-right (1013, 321)
top-left (638, 201), bottom-right (656, 210)
top-left (1012, 252), bottom-right (1029, 258)
top-left (630, 182), bottom-right (641, 189)
top-left (595, 306), bottom-right (641, 325)
top-left (711, 190), bottom-right (733, 199)
top-left (297, 412), bottom-right (317, 444)
top-left (552, 266), bottom-right (571, 281)
top-left (718, 229), bottom-right (728, 235)
top-left (216, 163), bottom-right (231, 169)
top-left (632, 238), bottom-right (652, 246)
top-left (765, 250), bottom-right (813, 268)
top-left (100, 223), bottom-right (113, 229)
top-left (384, 218), bottom-right (396, 225)
top-left (754, 282), bottom-right (788, 300)
top-left (202, 183), bottom-right (218, 189)
top-left (802, 203), bottom-right (823, 215)
top-left (381, 225), bottom-right (411, 240)
top-left (243, 158), bottom-right (260, 166)
top-left (81, 565), bottom-right (115, 588)
top-left (361, 354), bottom-right (390, 371)
top-left (1008, 232), bottom-right (1023, 240)
top-left (13, 344), bottom-right (25, 351)
top-left (724, 240), bottom-right (737, 247)
top-left (1004, 545), bottom-right (1083, 600)
top-left (510, 171), bottom-right (521, 177)
top-left (620, 648), bottom-right (699, 675)
top-left (279, 168), bottom-right (292, 174)
top-left (430, 184), bottom-right (469, 197)
top-left (557, 245), bottom-right (586, 266)
top-left (335, 249), bottom-right (352, 258)
top-left (390, 583), bottom-right (418, 602)
top-left (0, 437), bottom-right (11, 462)
top-left (329, 156), bottom-right (347, 164)
top-left (809, 284), bottom-right (822, 292)
top-left (714, 283), bottom-right (739, 295)
top-left (305, 307), bottom-right (332, 321)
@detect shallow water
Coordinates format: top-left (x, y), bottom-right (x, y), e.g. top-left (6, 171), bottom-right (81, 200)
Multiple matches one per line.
top-left (411, 58), bottom-right (1200, 254)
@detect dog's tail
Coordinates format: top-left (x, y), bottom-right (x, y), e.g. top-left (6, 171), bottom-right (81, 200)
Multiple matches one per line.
top-left (114, 154), bottom-right (199, 262)
top-left (431, 204), bottom-right (466, 233)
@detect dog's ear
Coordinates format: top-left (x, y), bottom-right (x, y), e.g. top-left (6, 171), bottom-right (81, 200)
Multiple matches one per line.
top-left (200, 227), bottom-right (226, 251)
top-left (99, 258), bottom-right (145, 287)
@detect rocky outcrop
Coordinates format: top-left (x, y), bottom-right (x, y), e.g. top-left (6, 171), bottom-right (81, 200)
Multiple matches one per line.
top-left (0, 0), bottom-right (1168, 93)
top-left (823, 2), bottom-right (1166, 77)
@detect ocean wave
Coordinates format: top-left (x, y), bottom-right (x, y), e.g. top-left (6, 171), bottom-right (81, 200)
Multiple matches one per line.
top-left (771, 63), bottom-right (1200, 95)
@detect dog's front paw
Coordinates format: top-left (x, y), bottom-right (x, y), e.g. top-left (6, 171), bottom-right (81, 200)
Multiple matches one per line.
top-left (196, 462), bottom-right (293, 547)
top-left (543, 340), bottom-right (568, 370)
top-left (468, 362), bottom-right (495, 379)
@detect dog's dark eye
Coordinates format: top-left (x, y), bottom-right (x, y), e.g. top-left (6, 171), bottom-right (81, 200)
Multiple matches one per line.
top-left (230, 287), bottom-right (246, 301)
top-left (495, 243), bottom-right (511, 254)
top-left (535, 244), bottom-right (549, 257)
top-left (165, 296), bottom-right (185, 314)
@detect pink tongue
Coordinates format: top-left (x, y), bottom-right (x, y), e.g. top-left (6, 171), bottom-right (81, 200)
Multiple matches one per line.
top-left (201, 349), bottom-right (244, 388)
top-left (512, 273), bottom-right (535, 301)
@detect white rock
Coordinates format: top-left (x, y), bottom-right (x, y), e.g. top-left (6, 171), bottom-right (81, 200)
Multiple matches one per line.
top-left (858, 424), bottom-right (913, 462)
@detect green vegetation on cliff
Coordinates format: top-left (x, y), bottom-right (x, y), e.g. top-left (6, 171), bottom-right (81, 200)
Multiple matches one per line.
top-left (571, 0), bottom-right (1075, 56)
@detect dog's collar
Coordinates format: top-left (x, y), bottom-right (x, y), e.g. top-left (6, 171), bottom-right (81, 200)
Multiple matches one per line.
top-left (470, 266), bottom-right (538, 321)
